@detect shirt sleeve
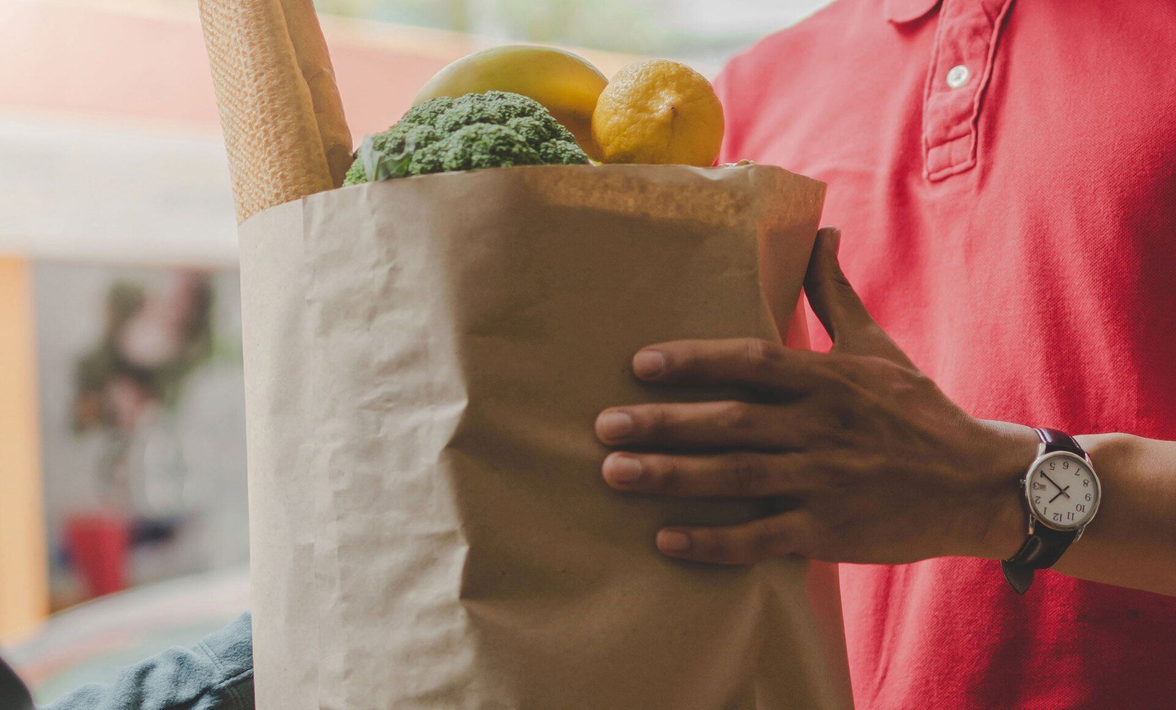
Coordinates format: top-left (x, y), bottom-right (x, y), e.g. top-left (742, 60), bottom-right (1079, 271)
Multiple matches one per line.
top-left (42, 612), bottom-right (254, 710)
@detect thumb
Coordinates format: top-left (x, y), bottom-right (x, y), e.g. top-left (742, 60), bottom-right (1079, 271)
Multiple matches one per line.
top-left (804, 227), bottom-right (872, 345)
top-left (804, 227), bottom-right (915, 368)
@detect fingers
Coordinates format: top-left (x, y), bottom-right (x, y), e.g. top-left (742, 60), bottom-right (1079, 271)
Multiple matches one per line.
top-left (803, 227), bottom-right (872, 345)
top-left (595, 400), bottom-right (810, 450)
top-left (656, 513), bottom-right (814, 565)
top-left (629, 338), bottom-right (820, 393)
top-left (603, 451), bottom-right (808, 497)
top-left (803, 227), bottom-right (915, 369)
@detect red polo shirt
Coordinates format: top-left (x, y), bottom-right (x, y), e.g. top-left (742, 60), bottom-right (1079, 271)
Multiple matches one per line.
top-left (717, 0), bottom-right (1176, 707)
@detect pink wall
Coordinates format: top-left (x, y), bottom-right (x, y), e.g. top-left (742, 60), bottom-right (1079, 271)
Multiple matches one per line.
top-left (0, 1), bottom-right (630, 140)
top-left (0, 2), bottom-right (453, 138)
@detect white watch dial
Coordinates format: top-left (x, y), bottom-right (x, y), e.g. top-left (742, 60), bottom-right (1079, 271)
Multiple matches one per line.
top-left (1027, 452), bottom-right (1099, 529)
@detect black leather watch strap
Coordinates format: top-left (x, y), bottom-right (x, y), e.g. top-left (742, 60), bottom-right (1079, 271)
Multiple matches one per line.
top-left (1001, 427), bottom-right (1086, 594)
top-left (1035, 427), bottom-right (1083, 456)
top-left (1001, 525), bottom-right (1077, 594)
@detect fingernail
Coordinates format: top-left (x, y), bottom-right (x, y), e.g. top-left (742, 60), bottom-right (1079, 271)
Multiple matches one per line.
top-left (828, 227), bottom-right (842, 254)
top-left (604, 454), bottom-right (643, 484)
top-left (596, 411), bottom-right (634, 440)
top-left (658, 530), bottom-right (692, 553)
top-left (633, 350), bottom-right (667, 379)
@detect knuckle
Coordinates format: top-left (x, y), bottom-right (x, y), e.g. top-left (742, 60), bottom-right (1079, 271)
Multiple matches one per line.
top-left (775, 452), bottom-right (807, 490)
top-left (856, 353), bottom-right (895, 380)
top-left (648, 456), bottom-right (679, 492)
top-left (807, 390), bottom-right (853, 436)
top-left (743, 338), bottom-right (780, 375)
top-left (729, 455), bottom-right (767, 496)
top-left (721, 401), bottom-right (756, 431)
top-left (905, 368), bottom-right (938, 396)
top-left (832, 269), bottom-right (858, 300)
top-left (810, 263), bottom-right (854, 298)
top-left (670, 345), bottom-right (695, 374)
top-left (739, 521), bottom-right (791, 563)
top-left (643, 407), bottom-right (668, 437)
top-left (697, 533), bottom-right (730, 562)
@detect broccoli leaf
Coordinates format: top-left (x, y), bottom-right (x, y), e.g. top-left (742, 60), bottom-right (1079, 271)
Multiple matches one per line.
top-left (358, 135), bottom-right (414, 182)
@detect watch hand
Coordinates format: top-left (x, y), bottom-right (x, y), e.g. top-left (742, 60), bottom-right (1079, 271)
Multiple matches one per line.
top-left (1041, 472), bottom-right (1065, 492)
top-left (1048, 485), bottom-right (1072, 504)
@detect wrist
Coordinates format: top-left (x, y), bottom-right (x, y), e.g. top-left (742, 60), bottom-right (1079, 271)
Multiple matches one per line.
top-left (1075, 432), bottom-right (1127, 468)
top-left (968, 420), bottom-right (1039, 560)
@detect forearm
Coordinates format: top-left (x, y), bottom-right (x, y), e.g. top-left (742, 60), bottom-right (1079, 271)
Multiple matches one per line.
top-left (986, 432), bottom-right (1176, 596)
top-left (42, 613), bottom-right (254, 710)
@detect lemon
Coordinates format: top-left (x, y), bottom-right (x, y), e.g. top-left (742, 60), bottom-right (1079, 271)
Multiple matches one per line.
top-left (591, 59), bottom-right (724, 167)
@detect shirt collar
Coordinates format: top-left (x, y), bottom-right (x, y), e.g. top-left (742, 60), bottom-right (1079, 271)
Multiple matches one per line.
top-left (885, 0), bottom-right (941, 23)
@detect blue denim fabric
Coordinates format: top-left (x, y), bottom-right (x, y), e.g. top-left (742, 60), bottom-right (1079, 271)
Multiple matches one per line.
top-left (43, 612), bottom-right (254, 710)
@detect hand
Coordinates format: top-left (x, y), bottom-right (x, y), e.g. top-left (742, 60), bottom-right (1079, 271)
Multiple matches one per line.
top-left (595, 227), bottom-right (1040, 566)
top-left (1040, 471), bottom-right (1071, 502)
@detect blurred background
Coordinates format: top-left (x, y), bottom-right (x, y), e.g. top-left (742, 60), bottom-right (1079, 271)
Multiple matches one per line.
top-left (0, 0), bottom-right (831, 701)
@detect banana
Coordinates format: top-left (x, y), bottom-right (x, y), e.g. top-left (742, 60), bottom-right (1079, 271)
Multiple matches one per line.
top-left (413, 45), bottom-right (608, 159)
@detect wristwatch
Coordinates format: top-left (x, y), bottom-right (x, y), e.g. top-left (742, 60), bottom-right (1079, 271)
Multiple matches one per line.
top-left (1001, 428), bottom-right (1102, 594)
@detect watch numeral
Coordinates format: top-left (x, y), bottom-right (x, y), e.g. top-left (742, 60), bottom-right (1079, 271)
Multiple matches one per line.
top-left (1052, 513), bottom-right (1063, 522)
top-left (1076, 504), bottom-right (1086, 513)
top-left (1032, 482), bottom-right (1046, 491)
top-left (1066, 512), bottom-right (1075, 521)
top-left (1034, 496), bottom-right (1041, 504)
top-left (1049, 462), bottom-right (1056, 470)
top-left (1085, 493), bottom-right (1092, 501)
top-left (1082, 479), bottom-right (1090, 487)
top-left (1062, 461), bottom-right (1070, 470)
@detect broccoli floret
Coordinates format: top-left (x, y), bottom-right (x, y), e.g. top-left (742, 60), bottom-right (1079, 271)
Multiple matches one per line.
top-left (343, 158), bottom-right (364, 186)
top-left (412, 124), bottom-right (544, 173)
top-left (400, 96), bottom-right (456, 126)
top-left (505, 113), bottom-right (581, 146)
top-left (539, 140), bottom-right (592, 165)
top-left (344, 91), bottom-right (589, 184)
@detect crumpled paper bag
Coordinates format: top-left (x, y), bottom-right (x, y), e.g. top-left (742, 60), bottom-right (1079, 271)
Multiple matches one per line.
top-left (238, 163), bottom-right (852, 709)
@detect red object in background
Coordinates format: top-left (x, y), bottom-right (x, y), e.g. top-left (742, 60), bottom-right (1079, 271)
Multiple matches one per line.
top-left (717, 0), bottom-right (1176, 708)
top-left (65, 513), bottom-right (129, 598)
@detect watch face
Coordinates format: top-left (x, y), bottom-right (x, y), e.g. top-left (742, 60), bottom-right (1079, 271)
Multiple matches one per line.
top-left (1027, 452), bottom-right (1100, 530)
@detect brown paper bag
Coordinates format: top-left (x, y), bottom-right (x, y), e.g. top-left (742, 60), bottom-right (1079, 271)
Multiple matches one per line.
top-left (239, 163), bottom-right (852, 709)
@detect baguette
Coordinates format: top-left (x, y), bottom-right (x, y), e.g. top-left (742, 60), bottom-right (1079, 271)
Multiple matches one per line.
top-left (199, 0), bottom-right (350, 222)
top-left (280, 0), bottom-right (353, 188)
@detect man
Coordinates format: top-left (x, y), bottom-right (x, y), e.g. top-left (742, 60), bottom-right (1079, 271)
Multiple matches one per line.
top-left (43, 0), bottom-right (1176, 707)
top-left (594, 0), bottom-right (1176, 707)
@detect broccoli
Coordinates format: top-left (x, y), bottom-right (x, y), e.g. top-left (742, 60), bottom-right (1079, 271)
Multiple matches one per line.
top-left (344, 91), bottom-right (590, 185)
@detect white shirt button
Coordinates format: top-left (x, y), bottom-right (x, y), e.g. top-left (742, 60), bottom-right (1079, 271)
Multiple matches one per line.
top-left (946, 65), bottom-right (970, 89)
